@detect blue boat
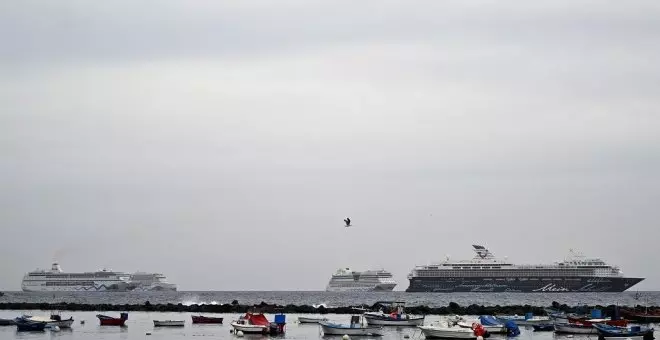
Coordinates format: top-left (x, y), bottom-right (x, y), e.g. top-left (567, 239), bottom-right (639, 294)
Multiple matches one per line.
top-left (15, 318), bottom-right (47, 331)
top-left (593, 324), bottom-right (654, 340)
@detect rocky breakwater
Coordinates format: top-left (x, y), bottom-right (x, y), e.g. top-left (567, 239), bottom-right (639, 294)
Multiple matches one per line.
top-left (0, 300), bottom-right (655, 316)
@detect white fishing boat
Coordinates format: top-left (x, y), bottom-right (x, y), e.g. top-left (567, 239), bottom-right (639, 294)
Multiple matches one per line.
top-left (554, 323), bottom-right (597, 334)
top-left (231, 313), bottom-right (270, 334)
top-left (298, 316), bottom-right (328, 324)
top-left (320, 316), bottom-right (383, 336)
top-left (418, 324), bottom-right (480, 339)
top-left (364, 301), bottom-right (425, 326)
top-left (364, 312), bottom-right (424, 326)
top-left (153, 320), bottom-right (185, 327)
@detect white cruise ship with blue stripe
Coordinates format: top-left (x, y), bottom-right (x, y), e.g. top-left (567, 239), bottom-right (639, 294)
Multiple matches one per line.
top-left (326, 268), bottom-right (397, 292)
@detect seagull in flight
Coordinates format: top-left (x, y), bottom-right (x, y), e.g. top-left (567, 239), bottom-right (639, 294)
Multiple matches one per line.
top-left (344, 218), bottom-right (352, 227)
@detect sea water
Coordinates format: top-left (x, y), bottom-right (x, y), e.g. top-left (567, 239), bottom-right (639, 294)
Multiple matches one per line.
top-left (2, 291), bottom-right (659, 307)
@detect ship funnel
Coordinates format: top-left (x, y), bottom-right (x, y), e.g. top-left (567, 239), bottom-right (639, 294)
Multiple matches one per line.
top-left (51, 263), bottom-right (62, 272)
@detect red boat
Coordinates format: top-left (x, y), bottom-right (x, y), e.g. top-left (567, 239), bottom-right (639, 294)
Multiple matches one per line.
top-left (192, 315), bottom-right (224, 324)
top-left (568, 317), bottom-right (628, 327)
top-left (97, 313), bottom-right (128, 326)
top-left (621, 308), bottom-right (660, 323)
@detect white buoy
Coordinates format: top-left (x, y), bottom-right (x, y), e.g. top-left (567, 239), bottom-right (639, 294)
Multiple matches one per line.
top-left (343, 334), bottom-right (350, 340)
top-left (477, 336), bottom-right (483, 340)
top-left (51, 326), bottom-right (60, 332)
top-left (567, 335), bottom-right (574, 338)
top-left (236, 330), bottom-right (244, 337)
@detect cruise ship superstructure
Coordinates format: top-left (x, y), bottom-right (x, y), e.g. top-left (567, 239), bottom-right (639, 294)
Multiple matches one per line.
top-left (326, 268), bottom-right (397, 292)
top-left (406, 245), bottom-right (644, 293)
top-left (21, 263), bottom-right (177, 292)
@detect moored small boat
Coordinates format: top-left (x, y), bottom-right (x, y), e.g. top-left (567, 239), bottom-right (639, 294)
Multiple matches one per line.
top-left (364, 302), bottom-right (425, 326)
top-left (621, 309), bottom-right (660, 323)
top-left (15, 318), bottom-right (47, 332)
top-left (298, 316), bottom-right (328, 324)
top-left (231, 312), bottom-right (274, 334)
top-left (593, 324), bottom-right (654, 340)
top-left (497, 313), bottom-right (552, 326)
top-left (418, 321), bottom-right (488, 339)
top-left (532, 324), bottom-right (555, 332)
top-left (569, 317), bottom-right (628, 327)
top-left (458, 316), bottom-right (508, 334)
top-left (97, 313), bottom-right (128, 326)
top-left (0, 318), bottom-right (16, 326)
top-left (554, 323), bottom-right (597, 334)
top-left (154, 320), bottom-right (185, 327)
top-left (192, 315), bottom-right (224, 324)
top-left (27, 314), bottom-right (74, 329)
top-left (320, 315), bottom-right (383, 336)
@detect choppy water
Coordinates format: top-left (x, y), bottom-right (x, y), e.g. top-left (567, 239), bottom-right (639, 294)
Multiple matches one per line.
top-left (1, 311), bottom-right (657, 340)
top-left (2, 291), bottom-right (660, 307)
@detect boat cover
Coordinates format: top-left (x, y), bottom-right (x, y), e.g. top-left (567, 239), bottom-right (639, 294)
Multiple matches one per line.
top-left (504, 320), bottom-right (520, 337)
top-left (244, 313), bottom-right (269, 326)
top-left (479, 315), bottom-right (503, 326)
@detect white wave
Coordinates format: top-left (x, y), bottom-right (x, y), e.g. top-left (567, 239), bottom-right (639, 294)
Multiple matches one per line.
top-left (181, 299), bottom-right (221, 306)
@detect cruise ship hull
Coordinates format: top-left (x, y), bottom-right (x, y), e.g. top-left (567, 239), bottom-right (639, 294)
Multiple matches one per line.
top-left (406, 276), bottom-right (644, 292)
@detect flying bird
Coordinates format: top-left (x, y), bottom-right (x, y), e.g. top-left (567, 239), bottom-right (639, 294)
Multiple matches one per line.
top-left (344, 218), bottom-right (352, 227)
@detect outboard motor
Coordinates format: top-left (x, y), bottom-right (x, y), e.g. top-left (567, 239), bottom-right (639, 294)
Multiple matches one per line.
top-left (504, 320), bottom-right (520, 337)
top-left (120, 313), bottom-right (129, 320)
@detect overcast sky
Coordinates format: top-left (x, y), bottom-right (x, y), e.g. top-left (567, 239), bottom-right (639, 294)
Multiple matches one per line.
top-left (1, 1), bottom-right (659, 291)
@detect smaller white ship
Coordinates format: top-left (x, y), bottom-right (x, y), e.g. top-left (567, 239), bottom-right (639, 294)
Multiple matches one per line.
top-left (326, 268), bottom-right (397, 292)
top-left (128, 272), bottom-right (177, 291)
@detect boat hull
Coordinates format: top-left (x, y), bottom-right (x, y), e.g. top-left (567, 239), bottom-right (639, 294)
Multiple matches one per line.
top-left (26, 316), bottom-right (74, 329)
top-left (326, 283), bottom-right (396, 292)
top-left (154, 320), bottom-right (185, 327)
top-left (191, 316), bottom-right (224, 324)
top-left (621, 310), bottom-right (660, 323)
top-left (320, 322), bottom-right (383, 336)
top-left (593, 324), bottom-right (655, 339)
top-left (97, 314), bottom-right (127, 326)
top-left (0, 318), bottom-right (16, 326)
top-left (231, 322), bottom-right (268, 334)
top-left (497, 316), bottom-right (551, 326)
top-left (364, 314), bottom-right (424, 326)
top-left (554, 324), bottom-right (597, 334)
top-left (406, 276), bottom-right (644, 292)
top-left (418, 326), bottom-right (477, 339)
top-left (16, 322), bottom-right (47, 332)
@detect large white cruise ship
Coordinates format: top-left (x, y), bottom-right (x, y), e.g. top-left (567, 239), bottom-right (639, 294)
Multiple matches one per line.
top-left (21, 263), bottom-right (177, 292)
top-left (326, 268), bottom-right (397, 292)
top-left (21, 263), bottom-right (130, 292)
